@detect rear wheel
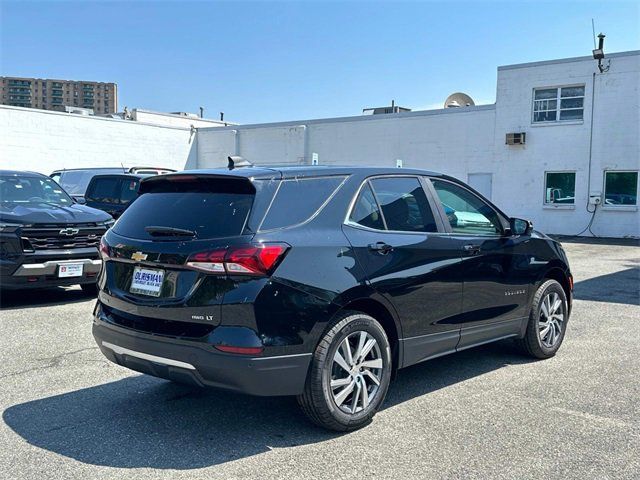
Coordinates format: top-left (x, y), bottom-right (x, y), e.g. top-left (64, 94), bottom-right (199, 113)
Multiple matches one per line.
top-left (517, 279), bottom-right (568, 359)
top-left (297, 311), bottom-right (392, 431)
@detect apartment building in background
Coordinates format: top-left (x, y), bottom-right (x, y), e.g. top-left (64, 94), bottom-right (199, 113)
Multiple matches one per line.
top-left (0, 76), bottom-right (117, 114)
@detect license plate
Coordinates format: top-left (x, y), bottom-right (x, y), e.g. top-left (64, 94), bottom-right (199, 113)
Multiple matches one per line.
top-left (130, 267), bottom-right (165, 297)
top-left (58, 263), bottom-right (83, 278)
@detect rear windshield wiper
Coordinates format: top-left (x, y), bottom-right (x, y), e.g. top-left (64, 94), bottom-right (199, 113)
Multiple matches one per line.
top-left (145, 226), bottom-right (197, 237)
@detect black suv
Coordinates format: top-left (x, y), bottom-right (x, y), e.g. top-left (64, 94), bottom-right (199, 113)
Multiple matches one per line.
top-left (94, 166), bottom-right (572, 431)
top-left (50, 167), bottom-right (175, 202)
top-left (84, 173), bottom-right (147, 219)
top-left (0, 171), bottom-right (113, 291)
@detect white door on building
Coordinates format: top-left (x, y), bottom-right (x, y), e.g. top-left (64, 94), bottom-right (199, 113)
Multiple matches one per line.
top-left (467, 173), bottom-right (493, 200)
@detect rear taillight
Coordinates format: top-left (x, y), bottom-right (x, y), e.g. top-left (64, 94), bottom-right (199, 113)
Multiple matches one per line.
top-left (99, 237), bottom-right (110, 260)
top-left (186, 243), bottom-right (289, 275)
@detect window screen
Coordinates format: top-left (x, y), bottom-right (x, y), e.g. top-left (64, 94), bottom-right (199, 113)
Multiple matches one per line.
top-left (260, 176), bottom-right (346, 230)
top-left (533, 86), bottom-right (585, 123)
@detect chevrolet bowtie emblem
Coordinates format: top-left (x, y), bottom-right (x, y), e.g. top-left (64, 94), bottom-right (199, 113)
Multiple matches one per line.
top-left (59, 227), bottom-right (79, 236)
top-left (131, 251), bottom-right (148, 261)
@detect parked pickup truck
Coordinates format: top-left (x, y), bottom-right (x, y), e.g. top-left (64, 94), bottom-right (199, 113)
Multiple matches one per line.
top-left (0, 170), bottom-right (114, 291)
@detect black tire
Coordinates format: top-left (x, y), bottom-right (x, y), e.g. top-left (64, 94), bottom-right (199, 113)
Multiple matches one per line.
top-left (517, 279), bottom-right (568, 359)
top-left (80, 282), bottom-right (98, 295)
top-left (297, 310), bottom-right (392, 431)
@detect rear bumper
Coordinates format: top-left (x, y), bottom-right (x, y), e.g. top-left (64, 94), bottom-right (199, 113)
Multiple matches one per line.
top-left (92, 310), bottom-right (312, 397)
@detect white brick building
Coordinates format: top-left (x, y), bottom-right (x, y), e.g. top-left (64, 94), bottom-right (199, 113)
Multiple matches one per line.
top-left (195, 51), bottom-right (639, 238)
top-left (1, 51), bottom-right (638, 237)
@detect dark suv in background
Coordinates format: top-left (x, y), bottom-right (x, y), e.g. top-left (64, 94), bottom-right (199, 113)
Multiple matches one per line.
top-left (0, 170), bottom-right (113, 292)
top-left (50, 166), bottom-right (175, 202)
top-left (84, 173), bottom-right (147, 219)
top-left (94, 166), bottom-right (572, 431)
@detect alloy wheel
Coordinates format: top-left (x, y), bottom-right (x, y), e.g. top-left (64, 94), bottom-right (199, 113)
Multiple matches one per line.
top-left (330, 331), bottom-right (383, 414)
top-left (538, 291), bottom-right (564, 348)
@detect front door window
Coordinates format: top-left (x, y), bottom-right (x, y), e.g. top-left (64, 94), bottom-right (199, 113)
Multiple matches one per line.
top-left (431, 179), bottom-right (503, 235)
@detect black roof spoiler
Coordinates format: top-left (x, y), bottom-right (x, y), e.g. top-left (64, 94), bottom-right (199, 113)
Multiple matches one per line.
top-left (228, 156), bottom-right (253, 170)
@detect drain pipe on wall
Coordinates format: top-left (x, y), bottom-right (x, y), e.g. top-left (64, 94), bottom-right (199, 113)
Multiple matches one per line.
top-left (575, 71), bottom-right (600, 237)
top-left (586, 71), bottom-right (597, 212)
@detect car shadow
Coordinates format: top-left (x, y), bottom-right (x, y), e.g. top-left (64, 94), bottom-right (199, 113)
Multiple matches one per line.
top-left (573, 266), bottom-right (639, 306)
top-left (0, 286), bottom-right (96, 310)
top-left (2, 341), bottom-right (530, 470)
top-left (553, 236), bottom-right (640, 247)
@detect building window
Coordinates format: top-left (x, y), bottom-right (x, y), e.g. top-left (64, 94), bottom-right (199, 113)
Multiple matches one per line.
top-left (544, 172), bottom-right (576, 204)
top-left (604, 171), bottom-right (638, 206)
top-left (533, 85), bottom-right (585, 123)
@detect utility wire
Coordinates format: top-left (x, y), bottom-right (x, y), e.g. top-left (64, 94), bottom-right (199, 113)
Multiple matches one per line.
top-left (572, 203), bottom-right (599, 237)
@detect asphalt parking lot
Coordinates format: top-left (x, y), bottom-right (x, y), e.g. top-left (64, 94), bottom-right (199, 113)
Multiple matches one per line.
top-left (0, 239), bottom-right (638, 480)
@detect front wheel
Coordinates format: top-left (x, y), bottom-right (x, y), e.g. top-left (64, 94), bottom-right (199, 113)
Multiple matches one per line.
top-left (517, 279), bottom-right (569, 359)
top-left (297, 311), bottom-right (392, 431)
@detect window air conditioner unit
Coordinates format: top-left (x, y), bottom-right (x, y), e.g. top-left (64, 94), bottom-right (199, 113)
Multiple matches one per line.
top-left (506, 132), bottom-right (526, 145)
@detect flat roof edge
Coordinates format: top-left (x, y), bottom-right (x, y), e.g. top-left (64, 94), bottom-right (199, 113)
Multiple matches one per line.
top-left (198, 104), bottom-right (496, 132)
top-left (132, 108), bottom-right (238, 125)
top-left (498, 50), bottom-right (640, 71)
top-left (0, 75), bottom-right (116, 85)
top-left (0, 105), bottom-right (191, 131)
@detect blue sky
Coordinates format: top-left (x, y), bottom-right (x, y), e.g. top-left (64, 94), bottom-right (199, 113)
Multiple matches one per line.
top-left (1, 1), bottom-right (638, 123)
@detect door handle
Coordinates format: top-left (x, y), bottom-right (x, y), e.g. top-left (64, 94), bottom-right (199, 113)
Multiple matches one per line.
top-left (368, 242), bottom-right (394, 254)
top-left (462, 244), bottom-right (481, 255)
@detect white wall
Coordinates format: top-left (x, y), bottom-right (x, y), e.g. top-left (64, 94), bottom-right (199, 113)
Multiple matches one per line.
top-left (0, 105), bottom-right (197, 174)
top-left (197, 106), bottom-right (496, 171)
top-left (196, 51), bottom-right (640, 238)
top-left (2, 52), bottom-right (637, 237)
top-left (493, 52), bottom-right (640, 238)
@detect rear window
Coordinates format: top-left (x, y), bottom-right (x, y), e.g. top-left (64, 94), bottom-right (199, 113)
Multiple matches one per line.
top-left (259, 176), bottom-right (346, 231)
top-left (86, 177), bottom-right (120, 203)
top-left (58, 170), bottom-right (97, 195)
top-left (58, 168), bottom-right (125, 195)
top-left (119, 179), bottom-right (140, 204)
top-left (113, 176), bottom-right (255, 240)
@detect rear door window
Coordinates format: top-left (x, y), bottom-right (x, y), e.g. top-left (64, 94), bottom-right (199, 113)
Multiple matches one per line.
top-left (259, 176), bottom-right (346, 231)
top-left (349, 183), bottom-right (385, 230)
top-left (369, 177), bottom-right (438, 233)
top-left (113, 176), bottom-right (255, 240)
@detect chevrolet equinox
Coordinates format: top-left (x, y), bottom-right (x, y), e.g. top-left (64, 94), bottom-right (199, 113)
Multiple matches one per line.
top-left (93, 166), bottom-right (572, 431)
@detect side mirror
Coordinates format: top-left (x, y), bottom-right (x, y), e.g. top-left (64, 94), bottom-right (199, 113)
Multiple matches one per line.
top-left (73, 196), bottom-right (86, 205)
top-left (509, 217), bottom-right (533, 236)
